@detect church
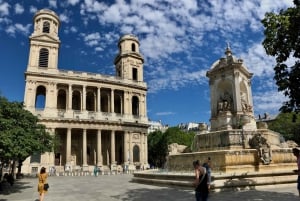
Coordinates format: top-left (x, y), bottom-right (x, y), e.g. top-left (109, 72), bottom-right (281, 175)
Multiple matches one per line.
top-left (22, 9), bottom-right (149, 174)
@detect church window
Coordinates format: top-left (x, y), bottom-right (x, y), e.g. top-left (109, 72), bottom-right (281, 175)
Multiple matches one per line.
top-left (35, 85), bottom-right (46, 109)
top-left (86, 91), bottom-right (96, 111)
top-left (133, 145), bottom-right (140, 162)
top-left (39, 48), bottom-right (49, 68)
top-left (72, 90), bottom-right (81, 110)
top-left (57, 89), bottom-right (67, 110)
top-left (132, 68), bottom-right (138, 81)
top-left (131, 43), bottom-right (136, 52)
top-left (43, 21), bottom-right (50, 33)
top-left (132, 96), bottom-right (139, 116)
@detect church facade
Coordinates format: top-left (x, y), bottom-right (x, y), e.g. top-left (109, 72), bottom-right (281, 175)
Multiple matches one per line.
top-left (22, 9), bottom-right (149, 174)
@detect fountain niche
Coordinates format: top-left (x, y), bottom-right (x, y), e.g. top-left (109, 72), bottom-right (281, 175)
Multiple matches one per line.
top-left (167, 46), bottom-right (296, 174)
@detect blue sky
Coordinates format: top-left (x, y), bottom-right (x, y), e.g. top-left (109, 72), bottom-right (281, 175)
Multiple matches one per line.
top-left (0, 0), bottom-right (294, 126)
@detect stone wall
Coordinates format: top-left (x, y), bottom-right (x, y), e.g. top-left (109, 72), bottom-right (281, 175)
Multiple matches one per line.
top-left (168, 148), bottom-right (296, 173)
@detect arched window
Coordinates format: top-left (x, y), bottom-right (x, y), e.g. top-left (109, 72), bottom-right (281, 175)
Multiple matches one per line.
top-left (86, 91), bottom-right (96, 111)
top-left (43, 21), bottom-right (50, 33)
top-left (133, 145), bottom-right (140, 162)
top-left (35, 85), bottom-right (46, 109)
top-left (131, 43), bottom-right (136, 52)
top-left (114, 93), bottom-right (123, 114)
top-left (57, 89), bottom-right (66, 110)
top-left (39, 48), bottom-right (49, 68)
top-left (132, 68), bottom-right (138, 81)
top-left (101, 92), bottom-right (110, 112)
top-left (72, 90), bottom-right (81, 110)
top-left (132, 96), bottom-right (139, 116)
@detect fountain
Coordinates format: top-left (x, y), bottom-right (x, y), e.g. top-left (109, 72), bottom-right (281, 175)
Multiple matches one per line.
top-left (133, 46), bottom-right (297, 189)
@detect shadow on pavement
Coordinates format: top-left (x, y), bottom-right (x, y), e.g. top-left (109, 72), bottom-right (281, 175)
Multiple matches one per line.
top-left (210, 188), bottom-right (299, 201)
top-left (116, 187), bottom-right (195, 201)
top-left (0, 179), bottom-right (33, 196)
top-left (119, 185), bottom-right (299, 201)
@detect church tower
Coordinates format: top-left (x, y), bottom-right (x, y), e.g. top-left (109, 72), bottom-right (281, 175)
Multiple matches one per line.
top-left (114, 34), bottom-right (144, 81)
top-left (206, 46), bottom-right (256, 131)
top-left (27, 9), bottom-right (60, 72)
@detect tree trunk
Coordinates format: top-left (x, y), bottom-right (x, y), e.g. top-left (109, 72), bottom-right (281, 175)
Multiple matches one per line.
top-left (16, 159), bottom-right (23, 179)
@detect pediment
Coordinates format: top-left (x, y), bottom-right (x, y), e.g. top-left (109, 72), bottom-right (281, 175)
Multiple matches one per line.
top-left (30, 34), bottom-right (60, 43)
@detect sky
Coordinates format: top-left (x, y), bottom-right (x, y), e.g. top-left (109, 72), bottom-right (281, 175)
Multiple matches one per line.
top-left (0, 0), bottom-right (295, 127)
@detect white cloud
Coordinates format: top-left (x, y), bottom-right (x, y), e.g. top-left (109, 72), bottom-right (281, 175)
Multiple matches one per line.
top-left (95, 47), bottom-right (103, 52)
top-left (6, 23), bottom-right (31, 37)
top-left (81, 32), bottom-right (101, 47)
top-left (29, 6), bottom-right (37, 14)
top-left (78, 0), bottom-right (294, 93)
top-left (0, 1), bottom-right (10, 16)
top-left (156, 112), bottom-right (175, 116)
top-left (49, 0), bottom-right (57, 8)
top-left (68, 0), bottom-right (80, 6)
top-left (253, 90), bottom-right (287, 114)
top-left (240, 42), bottom-right (275, 77)
top-left (59, 13), bottom-right (69, 23)
top-left (14, 3), bottom-right (24, 14)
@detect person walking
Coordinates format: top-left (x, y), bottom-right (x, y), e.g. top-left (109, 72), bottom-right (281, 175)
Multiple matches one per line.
top-left (202, 157), bottom-right (212, 190)
top-left (293, 148), bottom-right (300, 197)
top-left (37, 167), bottom-right (48, 201)
top-left (193, 160), bottom-right (209, 201)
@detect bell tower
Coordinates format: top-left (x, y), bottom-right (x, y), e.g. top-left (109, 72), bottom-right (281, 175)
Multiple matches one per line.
top-left (27, 9), bottom-right (60, 72)
top-left (114, 34), bottom-right (144, 81)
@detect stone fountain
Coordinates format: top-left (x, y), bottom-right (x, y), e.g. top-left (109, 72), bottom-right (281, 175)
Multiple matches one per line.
top-left (167, 46), bottom-right (296, 173)
top-left (133, 47), bottom-right (297, 190)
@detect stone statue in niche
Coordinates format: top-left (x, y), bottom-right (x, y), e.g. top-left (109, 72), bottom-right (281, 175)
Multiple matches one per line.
top-left (217, 91), bottom-right (232, 112)
top-left (241, 92), bottom-right (253, 112)
top-left (249, 133), bottom-right (272, 165)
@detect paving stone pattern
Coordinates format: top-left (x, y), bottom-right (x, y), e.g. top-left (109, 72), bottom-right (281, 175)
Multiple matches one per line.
top-left (0, 174), bottom-right (299, 201)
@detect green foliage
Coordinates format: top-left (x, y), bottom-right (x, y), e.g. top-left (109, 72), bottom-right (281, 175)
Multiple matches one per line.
top-left (148, 130), bottom-right (167, 168)
top-left (164, 127), bottom-right (195, 147)
top-left (0, 96), bottom-right (53, 163)
top-left (147, 127), bottom-right (196, 168)
top-left (261, 1), bottom-right (300, 112)
top-left (268, 112), bottom-right (300, 144)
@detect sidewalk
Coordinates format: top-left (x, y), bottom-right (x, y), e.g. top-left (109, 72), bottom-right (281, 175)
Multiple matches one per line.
top-left (0, 174), bottom-right (299, 201)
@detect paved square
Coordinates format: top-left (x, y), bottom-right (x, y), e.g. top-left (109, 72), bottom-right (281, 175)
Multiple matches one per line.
top-left (0, 174), bottom-right (299, 201)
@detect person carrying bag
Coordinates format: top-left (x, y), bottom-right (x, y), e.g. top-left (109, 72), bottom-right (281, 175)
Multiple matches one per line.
top-left (37, 167), bottom-right (49, 201)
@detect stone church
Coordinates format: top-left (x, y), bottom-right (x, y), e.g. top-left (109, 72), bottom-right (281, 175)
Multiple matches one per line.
top-left (22, 9), bottom-right (149, 174)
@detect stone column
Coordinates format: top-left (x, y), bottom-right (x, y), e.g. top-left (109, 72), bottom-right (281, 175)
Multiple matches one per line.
top-left (233, 72), bottom-right (241, 112)
top-left (68, 85), bottom-right (72, 110)
top-left (129, 132), bottom-right (133, 164)
top-left (143, 94), bottom-right (147, 117)
top-left (124, 91), bottom-right (129, 115)
top-left (124, 132), bottom-right (129, 164)
top-left (82, 129), bottom-right (87, 167)
top-left (111, 89), bottom-right (114, 113)
top-left (66, 128), bottom-right (71, 164)
top-left (97, 130), bottom-right (103, 167)
top-left (144, 133), bottom-right (148, 165)
top-left (140, 134), bottom-right (144, 164)
top-left (83, 85), bottom-right (86, 111)
top-left (97, 87), bottom-right (101, 112)
top-left (110, 130), bottom-right (115, 164)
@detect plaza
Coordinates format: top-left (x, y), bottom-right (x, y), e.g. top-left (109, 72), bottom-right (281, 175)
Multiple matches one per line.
top-left (0, 174), bottom-right (299, 201)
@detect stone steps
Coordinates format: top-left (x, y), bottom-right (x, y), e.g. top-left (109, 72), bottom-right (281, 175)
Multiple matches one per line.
top-left (132, 170), bottom-right (297, 191)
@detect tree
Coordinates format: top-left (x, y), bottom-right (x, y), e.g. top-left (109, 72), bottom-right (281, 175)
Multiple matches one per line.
top-left (267, 112), bottom-right (300, 144)
top-left (147, 127), bottom-right (195, 168)
top-left (0, 96), bottom-right (53, 177)
top-left (148, 130), bottom-right (167, 168)
top-left (261, 0), bottom-right (300, 112)
top-left (164, 127), bottom-right (195, 148)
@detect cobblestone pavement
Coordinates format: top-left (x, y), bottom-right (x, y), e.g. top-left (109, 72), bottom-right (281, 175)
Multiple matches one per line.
top-left (0, 174), bottom-right (299, 201)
